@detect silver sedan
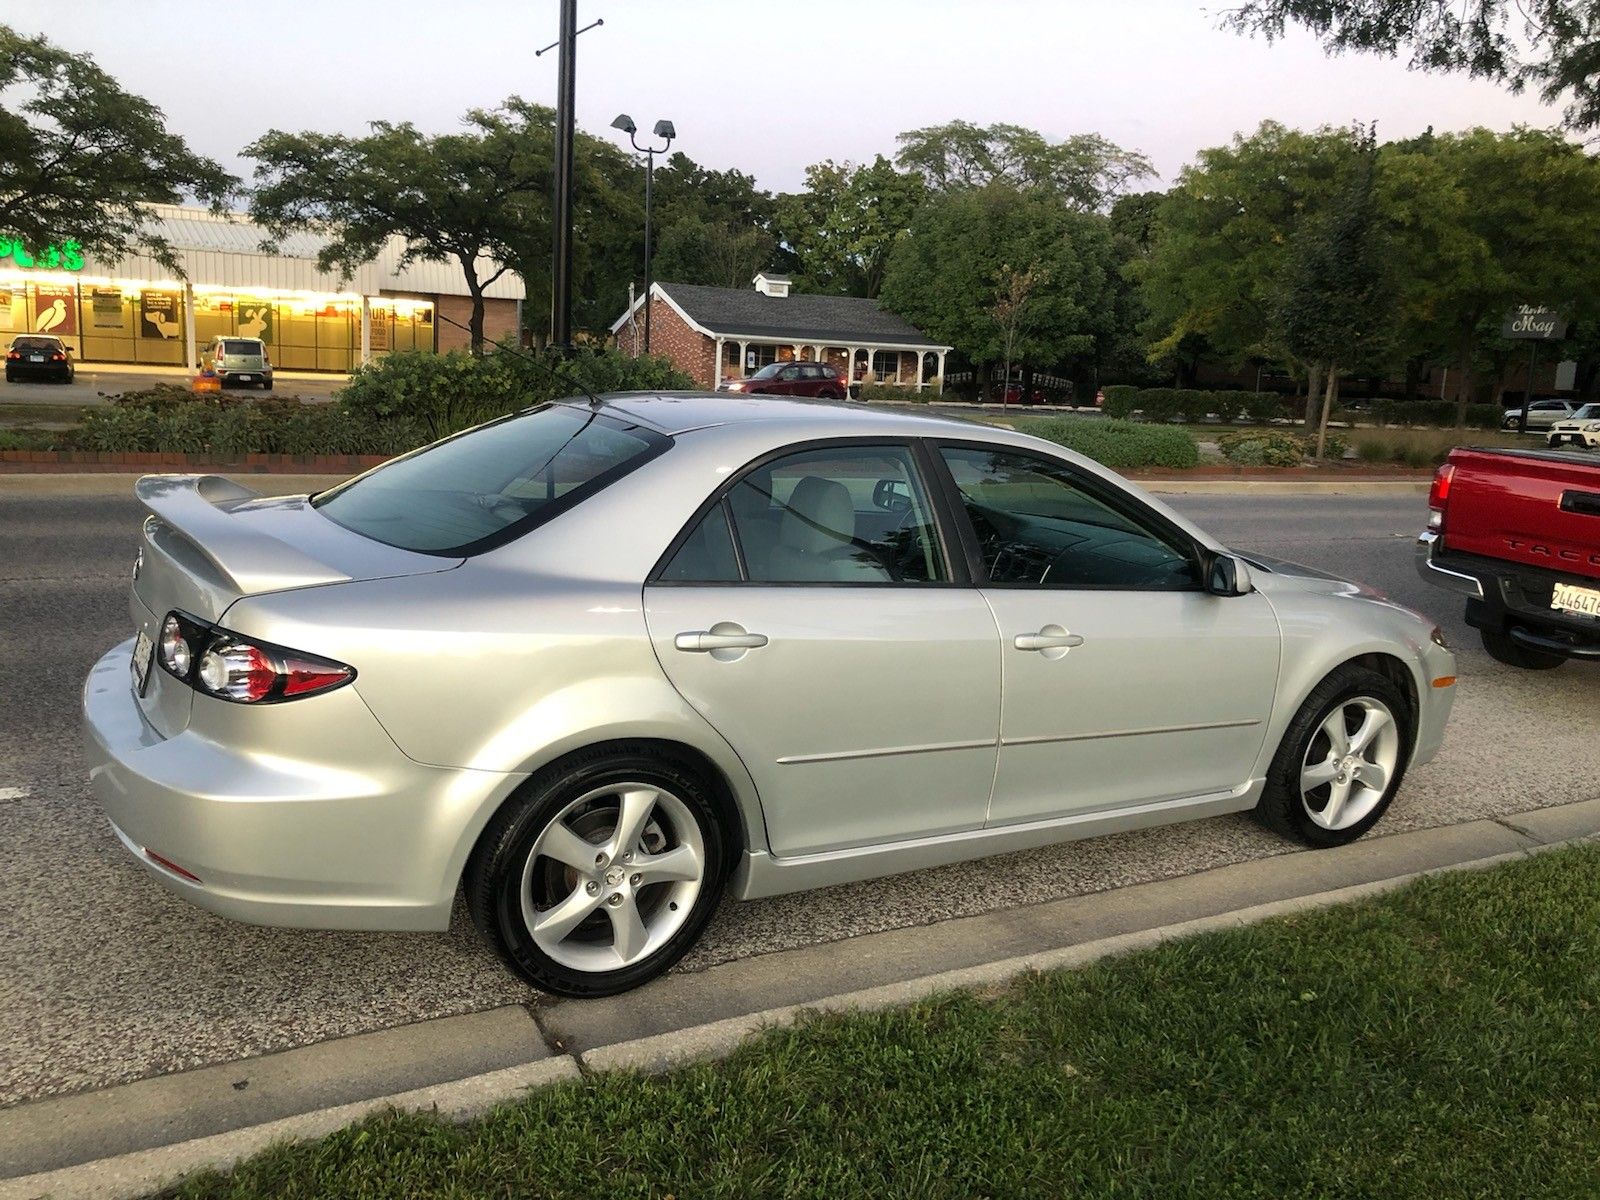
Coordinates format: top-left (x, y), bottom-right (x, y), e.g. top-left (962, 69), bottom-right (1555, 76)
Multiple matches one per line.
top-left (83, 395), bottom-right (1458, 996)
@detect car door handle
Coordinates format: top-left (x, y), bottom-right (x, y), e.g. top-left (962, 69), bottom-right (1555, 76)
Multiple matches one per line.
top-left (1014, 627), bottom-right (1085, 652)
top-left (675, 630), bottom-right (769, 652)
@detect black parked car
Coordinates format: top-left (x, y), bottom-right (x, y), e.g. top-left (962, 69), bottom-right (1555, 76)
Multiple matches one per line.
top-left (5, 335), bottom-right (74, 383)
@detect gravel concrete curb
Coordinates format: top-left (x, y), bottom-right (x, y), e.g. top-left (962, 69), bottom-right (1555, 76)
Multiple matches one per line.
top-left (5, 831), bottom-right (1591, 1200)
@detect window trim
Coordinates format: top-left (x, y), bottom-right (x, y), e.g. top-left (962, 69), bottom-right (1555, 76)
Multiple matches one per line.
top-left (647, 436), bottom-right (972, 588)
top-left (927, 437), bottom-right (1208, 592)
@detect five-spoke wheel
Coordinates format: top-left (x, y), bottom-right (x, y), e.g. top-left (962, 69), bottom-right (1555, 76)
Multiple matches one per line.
top-left (467, 748), bottom-right (726, 997)
top-left (1257, 664), bottom-right (1414, 847)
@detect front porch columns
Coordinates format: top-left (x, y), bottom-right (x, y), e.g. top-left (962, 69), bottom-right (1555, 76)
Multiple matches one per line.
top-left (936, 350), bottom-right (948, 393)
top-left (738, 340), bottom-right (748, 376)
top-left (713, 336), bottom-right (724, 388)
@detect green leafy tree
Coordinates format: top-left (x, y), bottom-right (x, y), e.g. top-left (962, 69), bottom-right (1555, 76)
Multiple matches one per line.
top-left (880, 183), bottom-right (1116, 384)
top-left (777, 156), bottom-right (926, 296)
top-left (992, 262), bottom-right (1048, 405)
top-left (1377, 127), bottom-right (1600, 421)
top-left (0, 25), bottom-right (234, 271)
top-left (1275, 130), bottom-right (1395, 455)
top-left (895, 120), bottom-right (1152, 211)
top-left (648, 153), bottom-right (779, 288)
top-left (1223, 1), bottom-right (1600, 132)
top-left (1140, 122), bottom-right (1360, 411)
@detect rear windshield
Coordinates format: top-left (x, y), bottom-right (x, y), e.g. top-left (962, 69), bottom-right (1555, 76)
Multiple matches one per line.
top-left (313, 404), bottom-right (669, 555)
top-left (222, 339), bottom-right (262, 355)
top-left (11, 336), bottom-right (61, 352)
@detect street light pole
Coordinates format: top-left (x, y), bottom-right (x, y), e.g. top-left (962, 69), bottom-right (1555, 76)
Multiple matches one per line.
top-left (550, 0), bottom-right (578, 352)
top-left (612, 115), bottom-right (675, 354)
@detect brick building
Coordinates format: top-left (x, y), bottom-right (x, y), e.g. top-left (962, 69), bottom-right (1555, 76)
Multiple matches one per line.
top-left (612, 273), bottom-right (951, 391)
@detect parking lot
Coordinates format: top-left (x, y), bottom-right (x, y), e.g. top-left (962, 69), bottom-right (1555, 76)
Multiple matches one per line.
top-left (2, 483), bottom-right (1596, 1110)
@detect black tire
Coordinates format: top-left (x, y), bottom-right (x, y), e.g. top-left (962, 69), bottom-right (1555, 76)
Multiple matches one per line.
top-left (1481, 628), bottom-right (1565, 670)
top-left (465, 745), bottom-right (727, 997)
top-left (1255, 664), bottom-right (1414, 848)
top-left (261, 379), bottom-right (273, 391)
top-left (4, 371), bottom-right (12, 383)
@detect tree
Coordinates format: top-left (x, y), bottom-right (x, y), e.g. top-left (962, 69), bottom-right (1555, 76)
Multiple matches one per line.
top-left (1222, 1), bottom-right (1600, 132)
top-left (880, 183), bottom-right (1116, 387)
top-left (649, 153), bottom-right (779, 288)
top-left (992, 263), bottom-right (1048, 406)
top-left (895, 120), bottom-right (1152, 211)
top-left (1376, 127), bottom-right (1600, 421)
top-left (0, 25), bottom-right (234, 271)
top-left (248, 100), bottom-right (555, 351)
top-left (1275, 130), bottom-right (1395, 455)
top-left (1139, 122), bottom-right (1360, 411)
top-left (776, 156), bottom-right (925, 296)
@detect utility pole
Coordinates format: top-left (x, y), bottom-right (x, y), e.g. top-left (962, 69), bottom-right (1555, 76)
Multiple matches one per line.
top-left (611, 114), bottom-right (675, 354)
top-left (549, 0), bottom-right (578, 352)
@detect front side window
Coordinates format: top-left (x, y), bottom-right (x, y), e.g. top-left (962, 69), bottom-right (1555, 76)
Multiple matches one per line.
top-left (660, 444), bottom-right (948, 584)
top-left (315, 405), bottom-right (667, 555)
top-left (939, 445), bottom-right (1198, 589)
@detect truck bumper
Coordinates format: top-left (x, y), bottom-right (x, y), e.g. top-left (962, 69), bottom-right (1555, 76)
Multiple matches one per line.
top-left (1414, 531), bottom-right (1484, 598)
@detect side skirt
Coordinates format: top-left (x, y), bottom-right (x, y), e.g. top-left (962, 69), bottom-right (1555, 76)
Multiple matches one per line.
top-left (730, 780), bottom-right (1264, 901)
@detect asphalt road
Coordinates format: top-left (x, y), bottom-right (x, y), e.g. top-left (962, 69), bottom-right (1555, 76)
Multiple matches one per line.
top-left (2, 484), bottom-right (1596, 1110)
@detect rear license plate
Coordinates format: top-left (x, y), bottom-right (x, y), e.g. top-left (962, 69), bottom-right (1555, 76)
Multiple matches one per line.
top-left (131, 630), bottom-right (154, 694)
top-left (28, 354), bottom-right (42, 362)
top-left (237, 374), bottom-right (254, 381)
top-left (1552, 582), bottom-right (1600, 618)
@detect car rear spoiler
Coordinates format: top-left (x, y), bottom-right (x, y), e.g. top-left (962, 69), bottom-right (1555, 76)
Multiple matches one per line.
top-left (134, 474), bottom-right (353, 595)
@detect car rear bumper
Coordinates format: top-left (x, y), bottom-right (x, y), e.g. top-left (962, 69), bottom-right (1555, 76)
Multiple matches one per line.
top-left (82, 638), bottom-right (518, 931)
top-left (1416, 534), bottom-right (1600, 660)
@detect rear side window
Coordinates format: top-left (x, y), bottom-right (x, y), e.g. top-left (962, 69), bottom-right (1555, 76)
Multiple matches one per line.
top-left (314, 405), bottom-right (669, 555)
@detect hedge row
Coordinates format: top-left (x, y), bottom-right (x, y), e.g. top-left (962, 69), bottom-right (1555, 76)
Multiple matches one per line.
top-left (64, 348), bottom-right (697, 456)
top-left (1102, 388), bottom-right (1295, 424)
top-left (1015, 416), bottom-right (1200, 469)
top-left (1366, 399), bottom-right (1503, 430)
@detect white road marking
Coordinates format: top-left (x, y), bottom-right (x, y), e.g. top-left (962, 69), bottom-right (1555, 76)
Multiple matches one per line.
top-left (0, 787), bottom-right (29, 801)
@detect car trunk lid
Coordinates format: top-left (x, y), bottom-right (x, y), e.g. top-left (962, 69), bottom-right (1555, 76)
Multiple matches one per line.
top-left (130, 475), bottom-right (459, 736)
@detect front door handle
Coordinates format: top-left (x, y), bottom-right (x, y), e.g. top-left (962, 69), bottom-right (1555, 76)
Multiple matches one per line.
top-left (675, 628), bottom-right (769, 653)
top-left (1014, 625), bottom-right (1085, 656)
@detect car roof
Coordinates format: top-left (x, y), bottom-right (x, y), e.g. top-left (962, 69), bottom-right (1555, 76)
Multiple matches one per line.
top-left (567, 391), bottom-right (988, 438)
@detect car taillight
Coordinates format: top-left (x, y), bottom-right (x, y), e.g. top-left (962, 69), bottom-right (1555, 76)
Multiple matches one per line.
top-left (1427, 463), bottom-right (1454, 531)
top-left (5, 351), bottom-right (17, 360)
top-left (50, 352), bottom-right (64, 361)
top-left (158, 611), bottom-right (353, 703)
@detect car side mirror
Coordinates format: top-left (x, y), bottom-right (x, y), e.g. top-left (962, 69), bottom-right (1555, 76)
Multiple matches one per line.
top-left (873, 478), bottom-right (912, 513)
top-left (1205, 552), bottom-right (1253, 597)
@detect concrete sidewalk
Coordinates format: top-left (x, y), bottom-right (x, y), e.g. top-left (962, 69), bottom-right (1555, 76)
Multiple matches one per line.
top-left (4, 796), bottom-right (1596, 1200)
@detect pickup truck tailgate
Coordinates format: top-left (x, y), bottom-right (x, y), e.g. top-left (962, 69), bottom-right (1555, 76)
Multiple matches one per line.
top-left (1443, 448), bottom-right (1600, 581)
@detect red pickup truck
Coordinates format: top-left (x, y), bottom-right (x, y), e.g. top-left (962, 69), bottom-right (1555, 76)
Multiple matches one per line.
top-left (1417, 447), bottom-right (1600, 669)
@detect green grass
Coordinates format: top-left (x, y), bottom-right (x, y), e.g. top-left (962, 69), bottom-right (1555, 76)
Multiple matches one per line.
top-left (162, 843), bottom-right (1600, 1199)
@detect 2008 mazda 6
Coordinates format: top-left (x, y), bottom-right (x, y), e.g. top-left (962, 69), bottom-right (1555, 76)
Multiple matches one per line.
top-left (84, 393), bottom-right (1458, 996)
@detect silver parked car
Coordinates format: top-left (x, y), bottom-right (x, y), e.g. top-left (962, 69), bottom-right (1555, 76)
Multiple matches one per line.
top-left (84, 395), bottom-right (1458, 996)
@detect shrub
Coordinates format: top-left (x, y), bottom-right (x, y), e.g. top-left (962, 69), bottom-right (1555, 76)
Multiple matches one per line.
top-left (1243, 392), bottom-right (1290, 424)
top-left (0, 427), bottom-right (69, 451)
top-left (1132, 387), bottom-right (1179, 422)
top-left (1015, 417), bottom-right (1199, 469)
top-left (1101, 384), bottom-right (1138, 419)
top-left (1355, 437), bottom-right (1391, 463)
top-left (860, 383), bottom-right (930, 404)
top-left (338, 345), bottom-right (694, 442)
top-left (1217, 430), bottom-right (1345, 465)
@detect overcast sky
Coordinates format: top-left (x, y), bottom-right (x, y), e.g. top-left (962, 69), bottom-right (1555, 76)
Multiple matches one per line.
top-left (16, 0), bottom-right (1563, 193)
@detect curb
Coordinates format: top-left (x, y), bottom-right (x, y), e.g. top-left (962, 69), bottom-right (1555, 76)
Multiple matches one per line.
top-left (4, 832), bottom-right (1590, 1200)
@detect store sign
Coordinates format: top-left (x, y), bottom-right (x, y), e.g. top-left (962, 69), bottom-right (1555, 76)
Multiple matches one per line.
top-left (1502, 305), bottom-right (1568, 341)
top-left (236, 298), bottom-right (273, 340)
top-left (33, 284), bottom-right (76, 335)
top-left (0, 236), bottom-right (85, 272)
top-left (140, 291), bottom-right (181, 339)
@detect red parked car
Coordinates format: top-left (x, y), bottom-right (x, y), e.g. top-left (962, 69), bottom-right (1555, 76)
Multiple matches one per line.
top-left (722, 361), bottom-right (848, 400)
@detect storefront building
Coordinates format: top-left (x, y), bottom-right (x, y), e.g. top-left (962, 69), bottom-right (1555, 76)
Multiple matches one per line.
top-left (612, 273), bottom-right (951, 391)
top-left (0, 205), bottom-right (523, 372)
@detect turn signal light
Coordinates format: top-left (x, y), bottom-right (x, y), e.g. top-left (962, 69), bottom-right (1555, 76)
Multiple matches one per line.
top-left (158, 610), bottom-right (354, 704)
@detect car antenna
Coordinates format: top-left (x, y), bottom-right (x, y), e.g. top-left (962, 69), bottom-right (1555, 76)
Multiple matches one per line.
top-left (428, 312), bottom-right (608, 409)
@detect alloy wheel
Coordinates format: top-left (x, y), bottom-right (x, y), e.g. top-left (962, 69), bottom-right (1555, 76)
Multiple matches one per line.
top-left (1299, 697), bottom-right (1401, 831)
top-left (519, 782), bottom-right (705, 972)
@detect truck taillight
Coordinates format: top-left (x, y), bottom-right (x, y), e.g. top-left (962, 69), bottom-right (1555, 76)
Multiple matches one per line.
top-left (1427, 463), bottom-right (1455, 530)
top-left (158, 611), bottom-right (354, 703)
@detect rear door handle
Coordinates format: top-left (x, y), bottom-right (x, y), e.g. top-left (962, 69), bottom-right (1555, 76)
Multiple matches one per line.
top-left (675, 629), bottom-right (769, 652)
top-left (1014, 626), bottom-right (1085, 653)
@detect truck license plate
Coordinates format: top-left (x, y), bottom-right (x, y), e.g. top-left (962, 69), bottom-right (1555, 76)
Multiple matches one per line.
top-left (1551, 582), bottom-right (1600, 618)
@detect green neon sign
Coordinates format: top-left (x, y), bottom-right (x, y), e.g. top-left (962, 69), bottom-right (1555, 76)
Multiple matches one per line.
top-left (0, 237), bottom-right (85, 272)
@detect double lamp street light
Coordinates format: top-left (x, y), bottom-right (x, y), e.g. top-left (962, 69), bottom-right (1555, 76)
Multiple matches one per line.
top-left (611, 114), bottom-right (675, 353)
